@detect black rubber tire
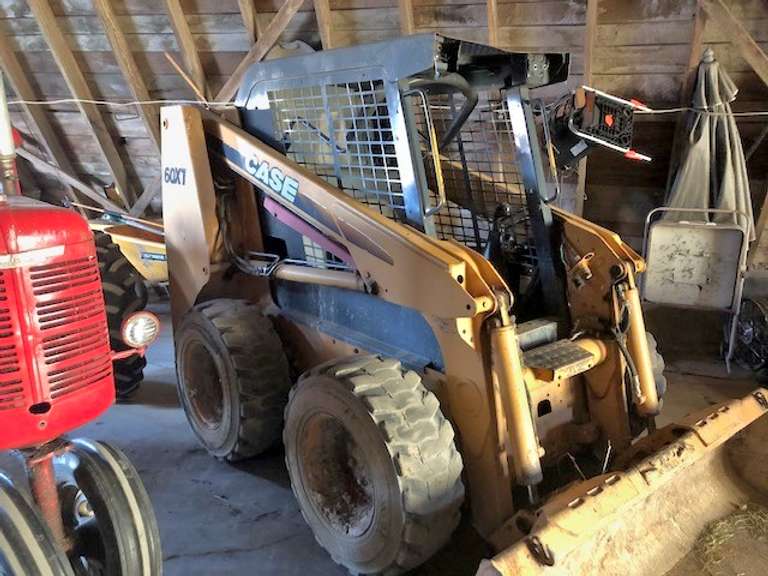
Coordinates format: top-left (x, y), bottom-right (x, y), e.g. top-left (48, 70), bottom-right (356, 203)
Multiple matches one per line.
top-left (54, 439), bottom-right (162, 576)
top-left (175, 299), bottom-right (292, 461)
top-left (647, 332), bottom-right (667, 402)
top-left (94, 232), bottom-right (149, 399)
top-left (284, 356), bottom-right (465, 575)
top-left (0, 474), bottom-right (74, 576)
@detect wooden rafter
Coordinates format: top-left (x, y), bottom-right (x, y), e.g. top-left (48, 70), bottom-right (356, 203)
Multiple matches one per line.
top-left (17, 147), bottom-right (124, 212)
top-left (129, 176), bottom-right (161, 217)
top-left (314, 0), bottom-right (334, 50)
top-left (26, 0), bottom-right (137, 206)
top-left (164, 0), bottom-right (209, 101)
top-left (575, 0), bottom-right (599, 216)
top-left (0, 27), bottom-right (79, 204)
top-left (487, 0), bottom-right (499, 47)
top-left (699, 0), bottom-right (768, 88)
top-left (92, 0), bottom-right (160, 151)
top-left (399, 0), bottom-right (415, 35)
top-left (238, 0), bottom-right (262, 44)
top-left (216, 0), bottom-right (304, 103)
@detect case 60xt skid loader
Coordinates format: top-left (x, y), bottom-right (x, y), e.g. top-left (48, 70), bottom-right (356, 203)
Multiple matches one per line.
top-left (161, 35), bottom-right (768, 575)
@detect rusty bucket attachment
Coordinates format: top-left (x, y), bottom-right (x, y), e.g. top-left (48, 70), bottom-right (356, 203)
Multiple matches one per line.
top-left (479, 389), bottom-right (768, 576)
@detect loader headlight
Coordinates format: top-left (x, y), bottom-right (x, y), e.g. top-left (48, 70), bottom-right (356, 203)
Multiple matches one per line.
top-left (121, 311), bottom-right (160, 348)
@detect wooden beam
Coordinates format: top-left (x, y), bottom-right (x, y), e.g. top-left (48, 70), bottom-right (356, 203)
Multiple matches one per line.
top-left (16, 147), bottom-right (124, 212)
top-left (314, 0), bottom-right (334, 50)
top-left (667, 6), bottom-right (706, 190)
top-left (575, 0), bottom-right (598, 216)
top-left (0, 28), bottom-right (79, 203)
top-left (748, 179), bottom-right (768, 268)
top-left (399, 0), bottom-right (415, 35)
top-left (238, 0), bottom-right (262, 44)
top-left (680, 6), bottom-right (707, 106)
top-left (128, 176), bottom-right (161, 217)
top-left (26, 0), bottom-right (137, 206)
top-left (699, 0), bottom-right (768, 88)
top-left (164, 0), bottom-right (208, 100)
top-left (216, 0), bottom-right (304, 103)
top-left (487, 0), bottom-right (499, 47)
top-left (92, 0), bottom-right (160, 151)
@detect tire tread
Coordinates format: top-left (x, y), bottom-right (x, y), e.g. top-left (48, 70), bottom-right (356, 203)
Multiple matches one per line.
top-left (294, 356), bottom-right (464, 575)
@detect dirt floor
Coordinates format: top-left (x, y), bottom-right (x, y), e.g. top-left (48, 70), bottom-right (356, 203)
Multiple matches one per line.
top-left (1, 301), bottom-right (765, 575)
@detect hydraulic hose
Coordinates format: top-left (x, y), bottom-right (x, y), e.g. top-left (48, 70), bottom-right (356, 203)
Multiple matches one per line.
top-left (406, 73), bottom-right (478, 149)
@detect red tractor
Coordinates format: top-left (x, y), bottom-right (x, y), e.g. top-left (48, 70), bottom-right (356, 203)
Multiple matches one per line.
top-left (0, 154), bottom-right (162, 574)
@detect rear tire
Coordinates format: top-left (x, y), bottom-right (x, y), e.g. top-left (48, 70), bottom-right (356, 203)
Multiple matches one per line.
top-left (0, 474), bottom-right (74, 576)
top-left (284, 356), bottom-right (465, 575)
top-left (94, 232), bottom-right (148, 399)
top-left (175, 299), bottom-right (292, 461)
top-left (54, 439), bottom-right (162, 576)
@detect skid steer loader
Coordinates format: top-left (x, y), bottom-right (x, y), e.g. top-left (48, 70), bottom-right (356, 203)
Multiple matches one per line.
top-left (161, 35), bottom-right (768, 575)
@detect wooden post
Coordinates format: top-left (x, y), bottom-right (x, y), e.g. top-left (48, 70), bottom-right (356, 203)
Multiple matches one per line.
top-left (238, 0), bottom-right (262, 44)
top-left (93, 0), bottom-right (160, 151)
top-left (666, 6), bottom-right (706, 191)
top-left (399, 0), bottom-right (415, 35)
top-left (487, 0), bottom-right (499, 47)
top-left (164, 0), bottom-right (209, 100)
top-left (748, 179), bottom-right (768, 268)
top-left (574, 0), bottom-right (598, 216)
top-left (314, 0), bottom-right (334, 50)
top-left (216, 0), bottom-right (304, 103)
top-left (0, 28), bottom-right (79, 204)
top-left (26, 0), bottom-right (137, 206)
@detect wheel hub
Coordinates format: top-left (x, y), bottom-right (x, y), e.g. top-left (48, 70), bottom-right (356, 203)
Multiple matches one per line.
top-left (300, 413), bottom-right (374, 538)
top-left (183, 340), bottom-right (224, 429)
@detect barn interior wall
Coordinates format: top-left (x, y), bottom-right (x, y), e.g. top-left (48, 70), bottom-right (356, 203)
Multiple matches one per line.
top-left (0, 0), bottom-right (766, 251)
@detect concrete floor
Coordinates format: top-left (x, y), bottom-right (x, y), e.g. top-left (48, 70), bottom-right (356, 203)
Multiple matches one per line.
top-left (0, 301), bottom-right (761, 575)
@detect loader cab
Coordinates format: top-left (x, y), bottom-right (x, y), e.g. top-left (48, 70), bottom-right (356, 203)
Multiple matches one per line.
top-left (236, 34), bottom-right (570, 322)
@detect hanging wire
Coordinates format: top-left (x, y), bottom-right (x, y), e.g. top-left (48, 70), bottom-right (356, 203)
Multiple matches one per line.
top-left (6, 96), bottom-right (768, 117)
top-left (7, 97), bottom-right (237, 109)
top-left (635, 106), bottom-right (768, 117)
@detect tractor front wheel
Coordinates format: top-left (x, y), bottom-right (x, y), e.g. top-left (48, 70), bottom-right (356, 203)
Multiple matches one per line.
top-left (284, 356), bottom-right (465, 575)
top-left (54, 439), bottom-right (162, 575)
top-left (0, 474), bottom-right (74, 575)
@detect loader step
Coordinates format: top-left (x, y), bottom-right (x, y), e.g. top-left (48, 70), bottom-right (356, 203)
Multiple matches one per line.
top-left (517, 318), bottom-right (558, 351)
top-left (523, 339), bottom-right (595, 382)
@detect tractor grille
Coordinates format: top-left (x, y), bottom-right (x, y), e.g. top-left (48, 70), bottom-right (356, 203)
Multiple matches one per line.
top-left (0, 272), bottom-right (23, 411)
top-left (29, 256), bottom-right (112, 400)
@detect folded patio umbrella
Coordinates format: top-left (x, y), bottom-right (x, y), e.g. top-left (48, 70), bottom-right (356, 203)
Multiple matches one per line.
top-left (665, 48), bottom-right (754, 240)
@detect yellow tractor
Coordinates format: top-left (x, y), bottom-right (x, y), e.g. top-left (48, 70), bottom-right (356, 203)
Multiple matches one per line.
top-left (160, 35), bottom-right (768, 575)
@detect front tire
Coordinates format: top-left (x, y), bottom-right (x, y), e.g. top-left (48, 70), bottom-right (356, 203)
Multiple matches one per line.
top-left (0, 474), bottom-right (74, 576)
top-left (284, 356), bottom-right (465, 575)
top-left (175, 299), bottom-right (292, 461)
top-left (54, 439), bottom-right (162, 576)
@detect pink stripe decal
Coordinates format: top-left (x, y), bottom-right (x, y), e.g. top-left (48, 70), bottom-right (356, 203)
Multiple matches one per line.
top-left (263, 197), bottom-right (352, 265)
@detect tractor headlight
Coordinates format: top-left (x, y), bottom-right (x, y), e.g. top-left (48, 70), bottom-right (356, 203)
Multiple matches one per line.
top-left (121, 311), bottom-right (160, 348)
